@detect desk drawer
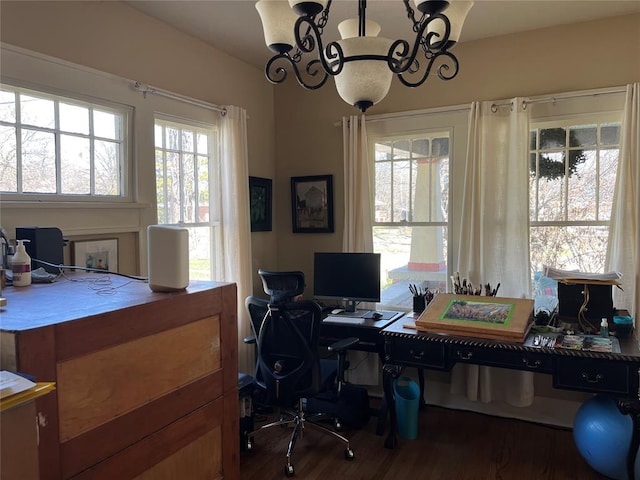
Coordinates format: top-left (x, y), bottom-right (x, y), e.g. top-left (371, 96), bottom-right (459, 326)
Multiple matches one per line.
top-left (385, 338), bottom-right (447, 370)
top-left (554, 358), bottom-right (630, 395)
top-left (450, 347), bottom-right (553, 373)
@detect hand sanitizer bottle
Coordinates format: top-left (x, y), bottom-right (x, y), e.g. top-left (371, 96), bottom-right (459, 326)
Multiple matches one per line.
top-left (599, 317), bottom-right (609, 338)
top-left (12, 239), bottom-right (31, 287)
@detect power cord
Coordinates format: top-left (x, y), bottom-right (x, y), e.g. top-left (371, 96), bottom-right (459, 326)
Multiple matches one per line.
top-left (33, 258), bottom-right (148, 282)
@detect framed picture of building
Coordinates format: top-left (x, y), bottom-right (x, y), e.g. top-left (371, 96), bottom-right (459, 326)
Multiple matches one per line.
top-left (249, 176), bottom-right (272, 232)
top-left (290, 174), bottom-right (334, 233)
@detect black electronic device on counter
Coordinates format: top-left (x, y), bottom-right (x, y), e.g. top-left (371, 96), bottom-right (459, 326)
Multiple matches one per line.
top-left (15, 226), bottom-right (67, 274)
top-left (557, 282), bottom-right (614, 331)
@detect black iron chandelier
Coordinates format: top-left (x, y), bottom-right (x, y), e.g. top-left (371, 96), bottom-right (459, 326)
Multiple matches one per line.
top-left (256, 0), bottom-right (473, 112)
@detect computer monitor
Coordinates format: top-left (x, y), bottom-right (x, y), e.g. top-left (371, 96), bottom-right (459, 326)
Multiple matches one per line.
top-left (313, 252), bottom-right (381, 312)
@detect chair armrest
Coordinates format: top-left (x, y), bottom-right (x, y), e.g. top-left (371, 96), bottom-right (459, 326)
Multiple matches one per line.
top-left (243, 334), bottom-right (256, 345)
top-left (328, 336), bottom-right (359, 352)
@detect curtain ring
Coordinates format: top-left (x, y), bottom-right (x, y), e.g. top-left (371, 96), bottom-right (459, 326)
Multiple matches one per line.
top-left (509, 102), bottom-right (514, 111)
top-left (491, 104), bottom-right (498, 113)
top-left (522, 100), bottom-right (528, 110)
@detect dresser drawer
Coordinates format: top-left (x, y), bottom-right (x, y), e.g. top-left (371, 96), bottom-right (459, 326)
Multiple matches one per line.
top-left (385, 338), bottom-right (447, 370)
top-left (554, 357), bottom-right (631, 395)
top-left (449, 347), bottom-right (553, 373)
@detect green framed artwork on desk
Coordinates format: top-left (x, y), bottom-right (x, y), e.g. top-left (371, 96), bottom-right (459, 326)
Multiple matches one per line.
top-left (415, 293), bottom-right (534, 342)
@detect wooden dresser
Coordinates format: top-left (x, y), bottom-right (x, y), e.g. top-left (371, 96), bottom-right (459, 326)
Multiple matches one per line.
top-left (0, 275), bottom-right (239, 480)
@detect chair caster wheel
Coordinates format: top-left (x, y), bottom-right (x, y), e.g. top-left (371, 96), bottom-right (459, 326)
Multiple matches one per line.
top-left (246, 438), bottom-right (253, 451)
top-left (285, 464), bottom-right (295, 477)
top-left (334, 419), bottom-right (342, 430)
top-left (344, 448), bottom-right (355, 460)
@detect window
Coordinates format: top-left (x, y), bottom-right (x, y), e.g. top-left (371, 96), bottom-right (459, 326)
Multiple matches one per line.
top-left (529, 115), bottom-right (621, 278)
top-left (154, 117), bottom-right (220, 281)
top-left (373, 132), bottom-right (450, 308)
top-left (0, 84), bottom-right (128, 198)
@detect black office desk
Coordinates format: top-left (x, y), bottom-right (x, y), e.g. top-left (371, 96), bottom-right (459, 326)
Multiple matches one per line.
top-left (381, 317), bottom-right (640, 480)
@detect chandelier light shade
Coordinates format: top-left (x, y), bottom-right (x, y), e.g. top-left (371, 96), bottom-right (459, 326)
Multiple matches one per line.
top-left (255, 0), bottom-right (474, 112)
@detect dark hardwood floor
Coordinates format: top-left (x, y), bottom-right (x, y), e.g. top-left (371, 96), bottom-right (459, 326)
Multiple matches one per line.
top-left (240, 403), bottom-right (607, 480)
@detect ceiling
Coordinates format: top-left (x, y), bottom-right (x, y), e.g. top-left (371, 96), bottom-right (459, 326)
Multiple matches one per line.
top-left (125, 0), bottom-right (640, 69)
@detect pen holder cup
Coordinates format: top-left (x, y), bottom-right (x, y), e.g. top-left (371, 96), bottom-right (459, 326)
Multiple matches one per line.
top-left (413, 296), bottom-right (425, 314)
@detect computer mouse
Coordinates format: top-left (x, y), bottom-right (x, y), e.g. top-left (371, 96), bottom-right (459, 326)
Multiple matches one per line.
top-left (372, 312), bottom-right (383, 319)
top-left (331, 308), bottom-right (345, 315)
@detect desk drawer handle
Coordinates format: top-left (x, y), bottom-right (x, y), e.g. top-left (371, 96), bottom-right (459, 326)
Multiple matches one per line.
top-left (457, 351), bottom-right (473, 360)
top-left (522, 358), bottom-right (541, 369)
top-left (409, 349), bottom-right (425, 360)
top-left (581, 372), bottom-right (604, 383)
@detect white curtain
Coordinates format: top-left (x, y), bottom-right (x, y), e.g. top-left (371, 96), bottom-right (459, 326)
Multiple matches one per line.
top-left (606, 83), bottom-right (639, 318)
top-left (342, 114), bottom-right (374, 253)
top-left (220, 105), bottom-right (253, 374)
top-left (342, 114), bottom-right (378, 384)
top-left (452, 99), bottom-right (534, 406)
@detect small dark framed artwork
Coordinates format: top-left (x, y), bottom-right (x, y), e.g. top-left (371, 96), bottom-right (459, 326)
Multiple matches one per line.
top-left (249, 176), bottom-right (272, 232)
top-left (291, 174), bottom-right (334, 233)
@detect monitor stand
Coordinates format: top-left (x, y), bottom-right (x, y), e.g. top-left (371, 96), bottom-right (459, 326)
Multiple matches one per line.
top-left (344, 300), bottom-right (358, 313)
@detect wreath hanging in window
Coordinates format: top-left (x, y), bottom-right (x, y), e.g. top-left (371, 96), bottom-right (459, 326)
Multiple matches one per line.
top-left (530, 128), bottom-right (586, 181)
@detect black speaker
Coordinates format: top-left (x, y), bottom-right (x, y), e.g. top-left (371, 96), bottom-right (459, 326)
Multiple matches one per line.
top-left (15, 227), bottom-right (66, 274)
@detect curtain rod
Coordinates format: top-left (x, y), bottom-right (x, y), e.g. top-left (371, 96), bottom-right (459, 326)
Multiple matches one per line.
top-left (133, 81), bottom-right (227, 116)
top-left (490, 86), bottom-right (627, 112)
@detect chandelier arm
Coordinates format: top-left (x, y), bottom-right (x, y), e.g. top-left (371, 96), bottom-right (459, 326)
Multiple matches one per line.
top-left (265, 53), bottom-right (329, 90)
top-left (396, 50), bottom-right (459, 88)
top-left (294, 16), bottom-right (344, 76)
top-left (387, 13), bottom-right (451, 75)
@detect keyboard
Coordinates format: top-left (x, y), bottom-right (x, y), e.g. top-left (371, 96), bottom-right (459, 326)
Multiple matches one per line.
top-left (322, 316), bottom-right (366, 325)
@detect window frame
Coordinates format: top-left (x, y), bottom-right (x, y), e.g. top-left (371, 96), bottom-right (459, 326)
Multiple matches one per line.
top-left (0, 82), bottom-right (132, 202)
top-left (153, 114), bottom-right (222, 281)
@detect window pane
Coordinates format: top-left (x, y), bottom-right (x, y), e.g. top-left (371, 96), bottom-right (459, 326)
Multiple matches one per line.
top-left (599, 148), bottom-right (619, 220)
top-left (167, 127), bottom-right (180, 150)
top-left (94, 110), bottom-right (119, 140)
top-left (374, 225), bottom-right (448, 309)
top-left (536, 152), bottom-right (565, 222)
top-left (601, 124), bottom-right (620, 145)
top-left (154, 124), bottom-right (163, 148)
top-left (197, 133), bottom-right (208, 154)
top-left (20, 94), bottom-right (55, 129)
top-left (94, 140), bottom-right (120, 195)
top-left (22, 129), bottom-right (55, 192)
top-left (155, 149), bottom-right (166, 223)
top-left (392, 160), bottom-right (410, 221)
top-left (187, 226), bottom-right (211, 280)
top-left (182, 130), bottom-right (194, 153)
top-left (530, 225), bottom-right (608, 273)
top-left (0, 125), bottom-right (17, 192)
top-left (183, 153), bottom-right (196, 222)
top-left (393, 140), bottom-right (410, 159)
top-left (569, 125), bottom-right (596, 147)
top-left (166, 151), bottom-right (180, 223)
top-left (412, 138), bottom-right (429, 157)
top-left (60, 135), bottom-right (90, 194)
top-left (432, 137), bottom-right (449, 156)
top-left (567, 149), bottom-right (596, 221)
top-left (540, 127), bottom-right (566, 149)
top-left (375, 161), bottom-right (392, 222)
top-left (529, 130), bottom-right (537, 150)
top-left (198, 155), bottom-right (209, 222)
top-left (375, 141), bottom-right (392, 161)
top-left (0, 90), bottom-right (16, 123)
top-left (60, 103), bottom-right (89, 135)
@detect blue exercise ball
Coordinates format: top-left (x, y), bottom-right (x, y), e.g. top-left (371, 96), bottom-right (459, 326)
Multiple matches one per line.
top-left (573, 395), bottom-right (640, 480)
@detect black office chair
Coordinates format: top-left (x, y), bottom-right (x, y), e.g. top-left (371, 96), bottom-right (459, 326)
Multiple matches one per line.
top-left (245, 269), bottom-right (355, 477)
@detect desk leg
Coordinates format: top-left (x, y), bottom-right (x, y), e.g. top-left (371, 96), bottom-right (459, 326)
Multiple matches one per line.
top-left (417, 368), bottom-right (426, 411)
top-left (382, 363), bottom-right (403, 449)
top-left (617, 399), bottom-right (640, 480)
